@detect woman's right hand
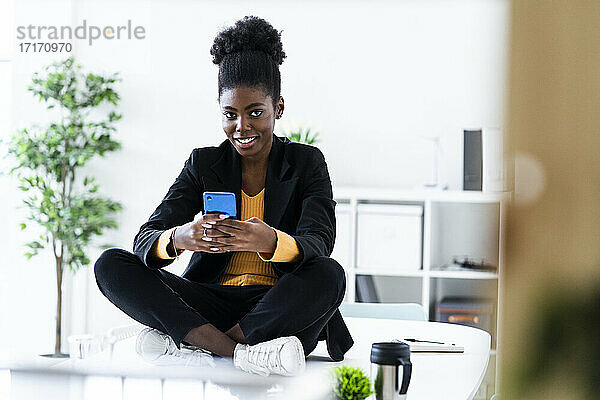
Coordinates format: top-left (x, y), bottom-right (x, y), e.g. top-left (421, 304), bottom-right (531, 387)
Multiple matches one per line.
top-left (173, 213), bottom-right (233, 253)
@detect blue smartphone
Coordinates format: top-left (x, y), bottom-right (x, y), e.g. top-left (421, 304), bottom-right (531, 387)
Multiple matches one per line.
top-left (203, 191), bottom-right (237, 218)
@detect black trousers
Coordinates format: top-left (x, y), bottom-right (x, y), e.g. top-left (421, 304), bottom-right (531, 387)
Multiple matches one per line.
top-left (94, 248), bottom-right (346, 356)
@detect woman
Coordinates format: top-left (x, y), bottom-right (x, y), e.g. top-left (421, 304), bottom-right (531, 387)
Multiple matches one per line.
top-left (94, 16), bottom-right (353, 377)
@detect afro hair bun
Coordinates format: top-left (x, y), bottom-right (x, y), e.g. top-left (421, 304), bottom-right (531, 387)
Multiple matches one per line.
top-left (210, 16), bottom-right (286, 66)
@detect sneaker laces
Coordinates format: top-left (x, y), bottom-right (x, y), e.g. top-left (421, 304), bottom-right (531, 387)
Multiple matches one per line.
top-left (156, 332), bottom-right (193, 359)
top-left (247, 342), bottom-right (284, 374)
top-left (182, 343), bottom-right (213, 355)
top-left (187, 349), bottom-right (216, 368)
top-left (157, 332), bottom-right (179, 356)
top-left (163, 336), bottom-right (215, 367)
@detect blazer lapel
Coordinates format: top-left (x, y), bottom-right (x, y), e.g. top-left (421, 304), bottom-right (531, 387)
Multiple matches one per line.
top-left (264, 135), bottom-right (298, 229)
top-left (201, 134), bottom-right (298, 229)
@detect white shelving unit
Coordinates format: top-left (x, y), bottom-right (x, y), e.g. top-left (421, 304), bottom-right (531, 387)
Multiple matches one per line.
top-left (331, 186), bottom-right (510, 398)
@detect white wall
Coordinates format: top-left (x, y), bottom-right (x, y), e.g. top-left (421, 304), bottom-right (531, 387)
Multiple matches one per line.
top-left (0, 0), bottom-right (509, 349)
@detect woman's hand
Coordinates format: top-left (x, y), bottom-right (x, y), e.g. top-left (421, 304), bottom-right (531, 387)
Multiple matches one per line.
top-left (173, 213), bottom-right (234, 253)
top-left (203, 215), bottom-right (277, 254)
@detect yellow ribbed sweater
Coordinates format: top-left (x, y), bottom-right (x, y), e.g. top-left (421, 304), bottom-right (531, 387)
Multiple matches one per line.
top-left (154, 188), bottom-right (301, 286)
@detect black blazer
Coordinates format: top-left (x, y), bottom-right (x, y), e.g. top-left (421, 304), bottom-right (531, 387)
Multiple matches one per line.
top-left (133, 133), bottom-right (353, 361)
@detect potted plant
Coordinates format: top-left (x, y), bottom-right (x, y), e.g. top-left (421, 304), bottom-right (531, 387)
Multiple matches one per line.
top-left (330, 365), bottom-right (374, 400)
top-left (2, 57), bottom-right (123, 357)
top-left (281, 125), bottom-right (321, 145)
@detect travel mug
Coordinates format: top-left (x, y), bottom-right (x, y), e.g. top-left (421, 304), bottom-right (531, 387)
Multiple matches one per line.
top-left (370, 341), bottom-right (412, 400)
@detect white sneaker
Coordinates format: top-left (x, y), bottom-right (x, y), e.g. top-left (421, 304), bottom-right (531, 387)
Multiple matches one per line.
top-left (233, 336), bottom-right (305, 376)
top-left (136, 328), bottom-right (215, 368)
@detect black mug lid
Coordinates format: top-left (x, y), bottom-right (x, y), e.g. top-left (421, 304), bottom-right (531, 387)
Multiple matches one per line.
top-left (370, 341), bottom-right (411, 365)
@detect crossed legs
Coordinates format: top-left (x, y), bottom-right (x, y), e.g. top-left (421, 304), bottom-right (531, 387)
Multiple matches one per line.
top-left (94, 248), bottom-right (346, 358)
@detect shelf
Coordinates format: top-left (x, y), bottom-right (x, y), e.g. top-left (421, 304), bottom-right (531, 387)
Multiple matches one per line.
top-left (352, 268), bottom-right (498, 279)
top-left (354, 268), bottom-right (424, 277)
top-left (429, 270), bottom-right (498, 279)
top-left (333, 186), bottom-right (510, 204)
top-left (333, 185), bottom-right (505, 392)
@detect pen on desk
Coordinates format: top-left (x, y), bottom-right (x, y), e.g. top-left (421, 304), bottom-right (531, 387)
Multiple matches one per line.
top-left (403, 338), bottom-right (454, 345)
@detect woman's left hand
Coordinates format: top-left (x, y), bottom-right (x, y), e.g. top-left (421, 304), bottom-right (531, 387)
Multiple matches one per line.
top-left (201, 215), bottom-right (277, 254)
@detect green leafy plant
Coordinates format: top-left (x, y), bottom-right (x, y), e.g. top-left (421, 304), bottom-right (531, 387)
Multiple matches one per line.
top-left (281, 126), bottom-right (321, 145)
top-left (330, 365), bottom-right (374, 400)
top-left (1, 57), bottom-right (123, 357)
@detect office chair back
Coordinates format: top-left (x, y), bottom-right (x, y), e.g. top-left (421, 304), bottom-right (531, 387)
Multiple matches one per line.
top-left (339, 302), bottom-right (427, 321)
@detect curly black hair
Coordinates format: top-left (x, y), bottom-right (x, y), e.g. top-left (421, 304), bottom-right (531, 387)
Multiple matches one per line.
top-left (210, 16), bottom-right (286, 109)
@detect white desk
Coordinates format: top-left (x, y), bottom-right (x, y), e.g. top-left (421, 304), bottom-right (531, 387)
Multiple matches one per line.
top-left (2, 317), bottom-right (490, 400)
top-left (309, 318), bottom-right (491, 400)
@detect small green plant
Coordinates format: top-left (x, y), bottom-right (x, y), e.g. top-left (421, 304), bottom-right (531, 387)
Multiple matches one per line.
top-left (2, 57), bottom-right (123, 357)
top-left (330, 365), bottom-right (374, 400)
top-left (281, 126), bottom-right (321, 145)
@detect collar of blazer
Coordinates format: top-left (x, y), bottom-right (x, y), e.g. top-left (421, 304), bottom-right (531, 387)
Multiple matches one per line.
top-left (201, 133), bottom-right (300, 230)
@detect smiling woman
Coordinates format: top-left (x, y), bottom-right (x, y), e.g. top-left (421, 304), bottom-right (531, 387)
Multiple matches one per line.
top-left (94, 15), bottom-right (353, 378)
top-left (212, 16), bottom-right (285, 168)
top-left (220, 86), bottom-right (281, 163)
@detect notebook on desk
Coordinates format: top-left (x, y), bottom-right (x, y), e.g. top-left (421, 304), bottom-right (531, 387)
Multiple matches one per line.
top-left (393, 338), bottom-right (464, 353)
